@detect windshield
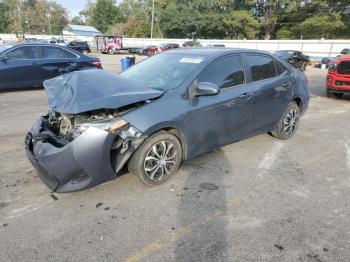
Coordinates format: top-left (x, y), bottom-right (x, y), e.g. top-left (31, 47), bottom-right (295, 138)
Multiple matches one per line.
top-left (120, 53), bottom-right (206, 91)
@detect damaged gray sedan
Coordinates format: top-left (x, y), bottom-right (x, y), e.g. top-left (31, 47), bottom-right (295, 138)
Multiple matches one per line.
top-left (25, 48), bottom-right (309, 192)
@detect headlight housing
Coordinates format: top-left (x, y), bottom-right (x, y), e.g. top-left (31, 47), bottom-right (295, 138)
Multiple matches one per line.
top-left (71, 118), bottom-right (128, 139)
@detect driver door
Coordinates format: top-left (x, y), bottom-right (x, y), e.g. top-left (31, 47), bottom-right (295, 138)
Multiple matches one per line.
top-left (189, 55), bottom-right (254, 157)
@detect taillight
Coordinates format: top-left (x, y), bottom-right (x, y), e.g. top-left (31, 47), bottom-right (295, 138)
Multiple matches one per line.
top-left (92, 61), bottom-right (102, 69)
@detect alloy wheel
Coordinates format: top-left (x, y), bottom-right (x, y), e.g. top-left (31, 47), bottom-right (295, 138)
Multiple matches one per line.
top-left (284, 108), bottom-right (299, 135)
top-left (143, 141), bottom-right (177, 182)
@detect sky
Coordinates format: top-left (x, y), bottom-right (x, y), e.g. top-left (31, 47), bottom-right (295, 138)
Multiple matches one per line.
top-left (55, 0), bottom-right (87, 18)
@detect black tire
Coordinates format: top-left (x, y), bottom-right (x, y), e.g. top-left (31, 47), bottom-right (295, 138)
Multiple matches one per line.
top-left (108, 49), bottom-right (115, 55)
top-left (271, 101), bottom-right (301, 140)
top-left (128, 131), bottom-right (182, 186)
top-left (334, 93), bottom-right (344, 99)
top-left (327, 88), bottom-right (344, 99)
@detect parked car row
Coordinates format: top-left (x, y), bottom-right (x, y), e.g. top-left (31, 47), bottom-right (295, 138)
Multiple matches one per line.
top-left (0, 43), bottom-right (101, 90)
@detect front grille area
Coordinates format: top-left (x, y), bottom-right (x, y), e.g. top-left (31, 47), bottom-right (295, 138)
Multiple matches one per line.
top-left (337, 61), bottom-right (350, 75)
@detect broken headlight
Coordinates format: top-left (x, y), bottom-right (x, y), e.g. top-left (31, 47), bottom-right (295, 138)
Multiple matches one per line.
top-left (71, 118), bottom-right (128, 139)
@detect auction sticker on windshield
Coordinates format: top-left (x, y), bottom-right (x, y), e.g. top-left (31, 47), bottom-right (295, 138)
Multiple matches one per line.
top-left (179, 57), bottom-right (203, 64)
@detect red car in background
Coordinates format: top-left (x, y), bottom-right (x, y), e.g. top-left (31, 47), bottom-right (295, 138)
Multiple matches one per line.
top-left (326, 56), bottom-right (350, 98)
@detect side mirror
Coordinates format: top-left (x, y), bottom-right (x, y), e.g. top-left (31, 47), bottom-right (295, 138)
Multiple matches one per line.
top-left (0, 55), bottom-right (8, 62)
top-left (195, 82), bottom-right (220, 97)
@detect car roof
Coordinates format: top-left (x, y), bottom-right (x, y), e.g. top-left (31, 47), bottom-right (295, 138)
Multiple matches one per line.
top-left (8, 43), bottom-right (62, 47)
top-left (275, 50), bottom-right (296, 53)
top-left (166, 47), bottom-right (273, 57)
top-left (0, 43), bottom-right (83, 56)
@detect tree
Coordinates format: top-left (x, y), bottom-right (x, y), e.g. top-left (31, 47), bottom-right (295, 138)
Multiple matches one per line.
top-left (0, 1), bottom-right (10, 33)
top-left (22, 0), bottom-right (68, 34)
top-left (294, 14), bottom-right (345, 39)
top-left (88, 0), bottom-right (122, 33)
top-left (71, 16), bottom-right (85, 25)
top-left (224, 10), bottom-right (260, 39)
top-left (249, 0), bottom-right (297, 40)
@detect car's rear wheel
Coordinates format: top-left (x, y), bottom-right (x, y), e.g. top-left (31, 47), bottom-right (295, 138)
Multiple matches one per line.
top-left (271, 101), bottom-right (301, 140)
top-left (82, 50), bottom-right (88, 55)
top-left (128, 131), bottom-right (182, 186)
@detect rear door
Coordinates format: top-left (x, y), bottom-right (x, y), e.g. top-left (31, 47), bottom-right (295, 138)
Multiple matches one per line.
top-left (244, 54), bottom-right (292, 134)
top-left (39, 46), bottom-right (79, 81)
top-left (189, 55), bottom-right (254, 156)
top-left (0, 46), bottom-right (41, 89)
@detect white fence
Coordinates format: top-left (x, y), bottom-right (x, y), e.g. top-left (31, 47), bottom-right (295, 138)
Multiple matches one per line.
top-left (123, 38), bottom-right (350, 59)
top-left (1, 33), bottom-right (349, 59)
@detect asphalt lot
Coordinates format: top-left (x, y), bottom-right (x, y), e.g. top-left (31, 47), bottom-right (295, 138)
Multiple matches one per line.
top-left (1, 54), bottom-right (350, 262)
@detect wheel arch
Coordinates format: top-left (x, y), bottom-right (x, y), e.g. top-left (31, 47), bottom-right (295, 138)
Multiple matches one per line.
top-left (146, 126), bottom-right (188, 160)
top-left (292, 96), bottom-right (304, 112)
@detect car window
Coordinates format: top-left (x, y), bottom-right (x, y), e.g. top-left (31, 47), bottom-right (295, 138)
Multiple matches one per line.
top-left (6, 46), bottom-right (37, 60)
top-left (41, 46), bottom-right (76, 59)
top-left (198, 55), bottom-right (245, 89)
top-left (275, 60), bottom-right (286, 75)
top-left (246, 55), bottom-right (277, 82)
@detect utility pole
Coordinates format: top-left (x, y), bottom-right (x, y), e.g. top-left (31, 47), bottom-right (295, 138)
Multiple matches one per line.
top-left (46, 12), bottom-right (52, 35)
top-left (150, 0), bottom-right (155, 39)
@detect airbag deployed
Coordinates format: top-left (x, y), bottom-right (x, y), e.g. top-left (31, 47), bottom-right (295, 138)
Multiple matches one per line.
top-left (43, 69), bottom-right (163, 114)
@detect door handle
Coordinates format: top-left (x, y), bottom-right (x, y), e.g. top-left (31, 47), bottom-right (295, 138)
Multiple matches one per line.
top-left (238, 92), bottom-right (253, 98)
top-left (281, 82), bottom-right (291, 87)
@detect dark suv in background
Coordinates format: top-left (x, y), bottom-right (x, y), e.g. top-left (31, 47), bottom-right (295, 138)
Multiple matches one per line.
top-left (274, 50), bottom-right (310, 71)
top-left (67, 41), bottom-right (91, 54)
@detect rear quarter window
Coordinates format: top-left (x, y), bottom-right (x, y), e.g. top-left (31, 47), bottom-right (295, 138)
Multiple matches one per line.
top-left (275, 60), bottom-right (286, 75)
top-left (245, 55), bottom-right (277, 82)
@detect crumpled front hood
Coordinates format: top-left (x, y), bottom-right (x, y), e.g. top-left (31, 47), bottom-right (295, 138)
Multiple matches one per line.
top-left (43, 69), bottom-right (163, 114)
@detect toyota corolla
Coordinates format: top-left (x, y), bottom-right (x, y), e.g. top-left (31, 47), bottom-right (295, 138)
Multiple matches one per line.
top-left (25, 48), bottom-right (309, 192)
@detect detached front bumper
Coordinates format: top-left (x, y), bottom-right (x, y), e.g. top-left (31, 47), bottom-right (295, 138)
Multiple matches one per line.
top-left (25, 117), bottom-right (139, 193)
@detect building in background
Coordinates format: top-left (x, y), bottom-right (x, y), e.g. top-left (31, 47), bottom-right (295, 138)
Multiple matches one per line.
top-left (62, 24), bottom-right (101, 37)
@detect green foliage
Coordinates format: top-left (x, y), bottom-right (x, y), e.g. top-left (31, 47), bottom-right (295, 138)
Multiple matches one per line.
top-left (0, 0), bottom-right (68, 34)
top-left (71, 16), bottom-right (85, 25)
top-left (1, 0), bottom-right (350, 39)
top-left (224, 10), bottom-right (260, 39)
top-left (276, 27), bottom-right (294, 39)
top-left (90, 0), bottom-right (122, 33)
top-left (0, 2), bottom-right (10, 33)
top-left (294, 14), bottom-right (346, 39)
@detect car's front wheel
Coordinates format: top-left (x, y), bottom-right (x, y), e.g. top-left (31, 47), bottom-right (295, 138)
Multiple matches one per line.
top-left (271, 101), bottom-right (301, 140)
top-left (128, 131), bottom-right (182, 186)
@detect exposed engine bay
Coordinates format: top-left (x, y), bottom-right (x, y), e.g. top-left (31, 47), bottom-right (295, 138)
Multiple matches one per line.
top-left (43, 102), bottom-right (141, 142)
